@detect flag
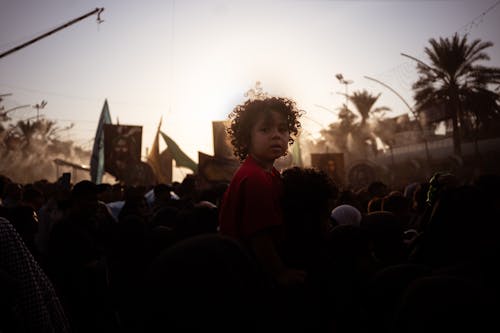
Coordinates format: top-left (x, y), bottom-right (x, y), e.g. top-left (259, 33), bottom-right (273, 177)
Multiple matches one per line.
top-left (103, 124), bottom-right (142, 180)
top-left (198, 151), bottom-right (239, 184)
top-left (212, 120), bottom-right (234, 159)
top-left (310, 153), bottom-right (345, 186)
top-left (147, 118), bottom-right (172, 184)
top-left (160, 131), bottom-right (198, 172)
top-left (291, 138), bottom-right (303, 167)
top-left (159, 148), bottom-right (173, 183)
top-left (90, 99), bottom-right (112, 184)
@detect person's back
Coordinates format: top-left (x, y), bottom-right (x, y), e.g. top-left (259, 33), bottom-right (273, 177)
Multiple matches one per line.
top-left (279, 166), bottom-right (339, 331)
top-left (1, 217), bottom-right (71, 332)
top-left (47, 180), bottom-right (117, 332)
top-left (280, 166), bottom-right (338, 272)
top-left (142, 233), bottom-right (272, 333)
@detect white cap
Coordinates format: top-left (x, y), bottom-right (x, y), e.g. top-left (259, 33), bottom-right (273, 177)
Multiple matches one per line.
top-left (330, 204), bottom-right (362, 226)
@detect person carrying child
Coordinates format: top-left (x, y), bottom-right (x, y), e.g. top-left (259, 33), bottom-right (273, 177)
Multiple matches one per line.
top-left (218, 96), bottom-right (305, 288)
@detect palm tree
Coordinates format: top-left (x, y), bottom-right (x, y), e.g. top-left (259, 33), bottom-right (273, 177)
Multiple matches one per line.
top-left (349, 89), bottom-right (390, 125)
top-left (348, 89), bottom-right (391, 155)
top-left (321, 104), bottom-right (358, 152)
top-left (34, 118), bottom-right (59, 142)
top-left (463, 88), bottom-right (500, 139)
top-left (408, 33), bottom-right (500, 156)
top-left (14, 120), bottom-right (37, 147)
top-left (7, 118), bottom-right (61, 151)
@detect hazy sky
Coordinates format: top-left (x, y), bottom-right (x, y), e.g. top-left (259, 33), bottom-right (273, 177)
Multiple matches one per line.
top-left (1, 0), bottom-right (499, 180)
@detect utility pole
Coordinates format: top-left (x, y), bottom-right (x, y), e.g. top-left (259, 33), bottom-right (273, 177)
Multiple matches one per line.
top-left (0, 8), bottom-right (104, 59)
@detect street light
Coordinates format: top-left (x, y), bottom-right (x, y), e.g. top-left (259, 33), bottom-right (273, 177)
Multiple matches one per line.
top-left (314, 104), bottom-right (337, 116)
top-left (33, 100), bottom-right (47, 120)
top-left (335, 73), bottom-right (353, 110)
top-left (364, 75), bottom-right (431, 170)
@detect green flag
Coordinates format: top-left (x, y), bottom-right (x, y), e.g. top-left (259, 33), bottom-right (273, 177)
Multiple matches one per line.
top-left (160, 131), bottom-right (198, 172)
top-left (291, 139), bottom-right (303, 167)
top-left (90, 99), bottom-right (112, 183)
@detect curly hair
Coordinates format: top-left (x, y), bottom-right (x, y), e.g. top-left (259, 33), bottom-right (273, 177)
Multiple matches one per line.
top-left (282, 167), bottom-right (339, 212)
top-left (227, 97), bottom-right (303, 161)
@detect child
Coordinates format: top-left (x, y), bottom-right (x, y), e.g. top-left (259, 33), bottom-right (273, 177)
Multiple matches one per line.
top-left (218, 96), bottom-right (305, 287)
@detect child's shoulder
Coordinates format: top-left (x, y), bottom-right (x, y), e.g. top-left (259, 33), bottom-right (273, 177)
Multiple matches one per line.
top-left (237, 160), bottom-right (280, 185)
top-left (230, 157), bottom-right (266, 179)
top-left (235, 158), bottom-right (265, 178)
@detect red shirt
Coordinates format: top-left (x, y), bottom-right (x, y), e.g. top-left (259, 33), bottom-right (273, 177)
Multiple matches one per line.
top-left (218, 155), bottom-right (284, 240)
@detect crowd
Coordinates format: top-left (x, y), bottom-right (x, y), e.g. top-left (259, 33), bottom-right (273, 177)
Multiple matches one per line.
top-left (1, 96), bottom-right (499, 332)
top-left (1, 167), bottom-right (499, 333)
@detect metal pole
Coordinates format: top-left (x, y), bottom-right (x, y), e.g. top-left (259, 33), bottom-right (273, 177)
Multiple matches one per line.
top-left (336, 73), bottom-right (353, 110)
top-left (364, 75), bottom-right (431, 169)
top-left (0, 8), bottom-right (104, 59)
top-left (345, 83), bottom-right (349, 110)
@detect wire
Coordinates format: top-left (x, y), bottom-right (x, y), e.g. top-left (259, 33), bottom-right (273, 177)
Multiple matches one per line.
top-left (365, 0), bottom-right (500, 110)
top-left (457, 0), bottom-right (500, 35)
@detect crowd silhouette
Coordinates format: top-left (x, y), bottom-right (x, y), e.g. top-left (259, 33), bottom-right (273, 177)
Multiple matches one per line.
top-left (1, 168), bottom-right (499, 332)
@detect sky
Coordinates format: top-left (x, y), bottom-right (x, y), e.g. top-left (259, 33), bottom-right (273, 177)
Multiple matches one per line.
top-left (1, 0), bottom-right (500, 181)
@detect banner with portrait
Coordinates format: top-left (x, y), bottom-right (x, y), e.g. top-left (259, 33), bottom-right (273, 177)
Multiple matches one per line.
top-left (197, 151), bottom-right (240, 186)
top-left (310, 153), bottom-right (345, 186)
top-left (104, 124), bottom-right (142, 181)
top-left (212, 120), bottom-right (235, 160)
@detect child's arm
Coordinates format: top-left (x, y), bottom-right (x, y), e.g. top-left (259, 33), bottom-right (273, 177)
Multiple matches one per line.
top-left (249, 231), bottom-right (306, 287)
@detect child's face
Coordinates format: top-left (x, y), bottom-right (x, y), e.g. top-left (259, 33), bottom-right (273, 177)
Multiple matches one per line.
top-left (249, 110), bottom-right (289, 167)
